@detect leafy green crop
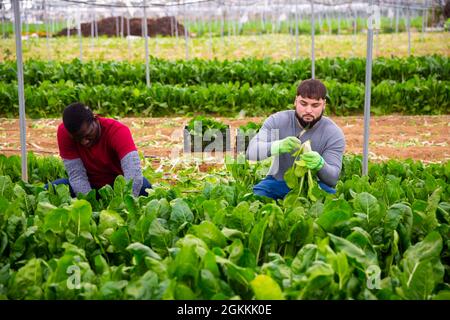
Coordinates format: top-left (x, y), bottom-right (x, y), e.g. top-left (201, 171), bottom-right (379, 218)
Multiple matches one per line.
top-left (187, 116), bottom-right (228, 136)
top-left (0, 78), bottom-right (447, 118)
top-left (0, 56), bottom-right (447, 86)
top-left (284, 140), bottom-right (324, 204)
top-left (238, 121), bottom-right (262, 133)
top-left (0, 153), bottom-right (448, 300)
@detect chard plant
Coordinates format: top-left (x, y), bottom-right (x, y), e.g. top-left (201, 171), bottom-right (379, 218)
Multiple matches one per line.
top-left (283, 140), bottom-right (324, 205)
top-left (237, 121), bottom-right (262, 135)
top-left (0, 153), bottom-right (448, 300)
top-left (187, 116), bottom-right (228, 137)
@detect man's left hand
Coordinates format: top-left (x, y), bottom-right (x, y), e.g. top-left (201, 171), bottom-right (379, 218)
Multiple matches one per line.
top-left (302, 151), bottom-right (325, 170)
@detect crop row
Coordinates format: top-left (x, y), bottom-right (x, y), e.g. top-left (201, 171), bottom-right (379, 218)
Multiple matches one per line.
top-left (0, 77), bottom-right (448, 118)
top-left (0, 56), bottom-right (448, 86)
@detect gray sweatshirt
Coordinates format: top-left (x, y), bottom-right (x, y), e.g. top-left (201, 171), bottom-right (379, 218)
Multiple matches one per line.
top-left (63, 150), bottom-right (143, 197)
top-left (246, 110), bottom-right (345, 187)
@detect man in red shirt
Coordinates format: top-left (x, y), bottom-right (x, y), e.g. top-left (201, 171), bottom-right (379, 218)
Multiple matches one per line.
top-left (47, 102), bottom-right (151, 197)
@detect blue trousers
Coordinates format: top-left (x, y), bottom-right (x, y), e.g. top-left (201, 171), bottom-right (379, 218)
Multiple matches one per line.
top-left (253, 175), bottom-right (336, 200)
top-left (45, 177), bottom-right (152, 198)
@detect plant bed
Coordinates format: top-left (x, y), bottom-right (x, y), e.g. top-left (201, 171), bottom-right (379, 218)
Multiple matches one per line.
top-left (184, 116), bottom-right (231, 152)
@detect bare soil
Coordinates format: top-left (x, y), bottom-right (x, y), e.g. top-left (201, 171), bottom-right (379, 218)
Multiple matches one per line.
top-left (0, 115), bottom-right (449, 164)
top-left (56, 16), bottom-right (186, 38)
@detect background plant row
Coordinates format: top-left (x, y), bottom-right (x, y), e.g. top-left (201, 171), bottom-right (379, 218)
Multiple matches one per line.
top-left (0, 56), bottom-right (447, 86)
top-left (0, 78), bottom-right (448, 118)
top-left (0, 16), bottom-right (427, 38)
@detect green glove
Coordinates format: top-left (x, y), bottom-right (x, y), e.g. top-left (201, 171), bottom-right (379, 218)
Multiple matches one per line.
top-left (270, 136), bottom-right (301, 156)
top-left (302, 151), bottom-right (325, 170)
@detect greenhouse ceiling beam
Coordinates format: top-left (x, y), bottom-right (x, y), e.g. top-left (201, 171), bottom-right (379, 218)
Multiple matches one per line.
top-left (52, 0), bottom-right (217, 8)
top-left (0, 1), bottom-right (435, 13)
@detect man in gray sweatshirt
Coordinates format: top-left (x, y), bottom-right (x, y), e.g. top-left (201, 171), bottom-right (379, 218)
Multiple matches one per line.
top-left (246, 79), bottom-right (345, 200)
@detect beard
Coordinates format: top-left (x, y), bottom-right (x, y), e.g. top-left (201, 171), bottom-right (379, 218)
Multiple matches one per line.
top-left (295, 108), bottom-right (324, 129)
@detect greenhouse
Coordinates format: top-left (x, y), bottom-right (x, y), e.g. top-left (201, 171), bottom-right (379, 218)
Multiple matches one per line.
top-left (0, 0), bottom-right (449, 305)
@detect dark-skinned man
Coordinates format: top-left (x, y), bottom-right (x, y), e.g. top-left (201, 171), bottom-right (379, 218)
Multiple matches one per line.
top-left (47, 102), bottom-right (151, 197)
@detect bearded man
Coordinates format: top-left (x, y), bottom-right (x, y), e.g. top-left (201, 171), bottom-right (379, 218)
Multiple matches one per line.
top-left (246, 79), bottom-right (346, 200)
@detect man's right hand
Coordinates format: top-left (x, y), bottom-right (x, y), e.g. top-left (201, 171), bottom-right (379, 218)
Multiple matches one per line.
top-left (270, 136), bottom-right (301, 156)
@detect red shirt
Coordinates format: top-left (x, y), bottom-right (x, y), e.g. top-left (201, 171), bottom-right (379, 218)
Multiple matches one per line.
top-left (57, 117), bottom-right (137, 188)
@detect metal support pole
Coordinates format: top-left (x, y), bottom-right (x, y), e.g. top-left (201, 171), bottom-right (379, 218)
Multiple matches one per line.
top-left (116, 16), bottom-right (119, 37)
top-left (78, 13), bottom-right (83, 62)
top-left (12, 0), bottom-right (28, 182)
top-left (228, 11), bottom-right (231, 37)
top-left (432, 5), bottom-right (435, 27)
top-left (184, 5), bottom-right (189, 60)
top-left (421, 5), bottom-right (426, 34)
top-left (67, 17), bottom-right (70, 37)
top-left (23, 3), bottom-right (29, 45)
top-left (271, 8), bottom-right (275, 34)
top-left (311, 0), bottom-right (315, 79)
top-left (362, 0), bottom-right (375, 176)
top-left (175, 13), bottom-right (179, 39)
top-left (261, 9), bottom-right (265, 34)
top-left (208, 17), bottom-right (213, 59)
top-left (127, 16), bottom-right (131, 36)
top-left (327, 13), bottom-right (331, 35)
top-left (375, 28), bottom-right (379, 57)
top-left (95, 14), bottom-right (98, 39)
top-left (51, 15), bottom-right (55, 35)
top-left (318, 12), bottom-right (322, 34)
top-left (220, 9), bottom-right (224, 43)
top-left (141, 11), bottom-right (144, 37)
top-left (352, 10), bottom-right (357, 56)
top-left (154, 33), bottom-right (159, 58)
top-left (395, 0), bottom-right (399, 33)
top-left (295, 3), bottom-right (299, 59)
top-left (91, 13), bottom-right (94, 51)
top-left (346, 11), bottom-right (351, 29)
top-left (407, 7), bottom-right (411, 56)
top-left (121, 15), bottom-right (124, 38)
top-left (289, 12), bottom-right (292, 36)
top-left (338, 12), bottom-right (341, 35)
top-left (143, 0), bottom-right (150, 87)
top-left (233, 12), bottom-right (237, 37)
top-left (23, 4), bottom-right (29, 46)
top-left (44, 0), bottom-right (50, 59)
top-left (127, 16), bottom-right (131, 59)
top-left (1, 2), bottom-right (5, 39)
top-left (390, 8), bottom-right (394, 30)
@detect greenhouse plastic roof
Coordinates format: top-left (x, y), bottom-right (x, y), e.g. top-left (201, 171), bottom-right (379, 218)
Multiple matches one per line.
top-left (0, 0), bottom-right (437, 21)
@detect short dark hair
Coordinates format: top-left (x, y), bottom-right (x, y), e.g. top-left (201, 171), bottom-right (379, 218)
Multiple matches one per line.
top-left (296, 79), bottom-right (327, 100)
top-left (62, 102), bottom-right (95, 134)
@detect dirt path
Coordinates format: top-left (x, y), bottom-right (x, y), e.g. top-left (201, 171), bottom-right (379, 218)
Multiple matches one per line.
top-left (0, 115), bottom-right (449, 164)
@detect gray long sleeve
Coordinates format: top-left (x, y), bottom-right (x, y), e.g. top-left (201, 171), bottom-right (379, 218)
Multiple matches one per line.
top-left (120, 151), bottom-right (144, 197)
top-left (246, 110), bottom-right (345, 187)
top-left (63, 158), bottom-right (92, 195)
top-left (316, 131), bottom-right (346, 187)
top-left (245, 114), bottom-right (278, 161)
